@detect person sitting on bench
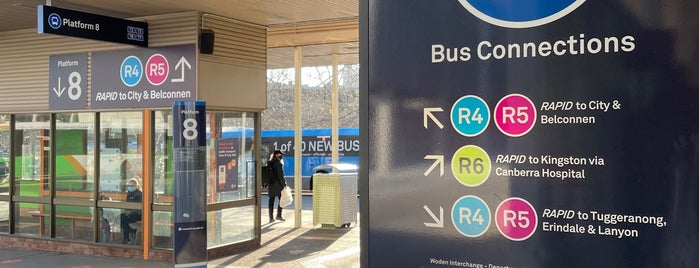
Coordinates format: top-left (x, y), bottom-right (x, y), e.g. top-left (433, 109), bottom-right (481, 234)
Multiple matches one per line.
top-left (120, 178), bottom-right (142, 244)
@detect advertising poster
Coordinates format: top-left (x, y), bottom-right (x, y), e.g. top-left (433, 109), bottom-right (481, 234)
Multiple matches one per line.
top-left (216, 138), bottom-right (239, 192)
top-left (365, 1), bottom-right (699, 267)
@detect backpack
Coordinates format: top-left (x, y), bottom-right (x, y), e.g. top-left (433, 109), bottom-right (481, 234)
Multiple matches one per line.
top-left (261, 164), bottom-right (273, 188)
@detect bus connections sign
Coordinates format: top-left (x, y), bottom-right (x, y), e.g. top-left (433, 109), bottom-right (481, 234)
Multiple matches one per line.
top-left (365, 1), bottom-right (699, 267)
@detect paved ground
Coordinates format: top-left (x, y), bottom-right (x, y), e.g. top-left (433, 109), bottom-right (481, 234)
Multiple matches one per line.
top-left (0, 196), bottom-right (360, 268)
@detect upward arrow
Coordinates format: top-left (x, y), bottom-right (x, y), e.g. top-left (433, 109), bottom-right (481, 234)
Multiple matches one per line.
top-left (171, 56), bottom-right (192, 83)
top-left (424, 155), bottom-right (444, 177)
top-left (424, 108), bottom-right (444, 129)
top-left (53, 77), bottom-right (65, 97)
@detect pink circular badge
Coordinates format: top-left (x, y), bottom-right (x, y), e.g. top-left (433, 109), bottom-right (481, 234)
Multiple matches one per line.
top-left (495, 197), bottom-right (537, 241)
top-left (494, 94), bottom-right (536, 137)
top-left (145, 54), bottom-right (169, 86)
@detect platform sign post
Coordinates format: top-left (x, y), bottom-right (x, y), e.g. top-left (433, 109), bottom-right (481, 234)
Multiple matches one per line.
top-left (363, 1), bottom-right (699, 267)
top-left (173, 101), bottom-right (207, 268)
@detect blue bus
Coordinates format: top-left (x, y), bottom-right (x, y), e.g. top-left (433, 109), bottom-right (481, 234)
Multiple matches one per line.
top-left (222, 128), bottom-right (359, 189)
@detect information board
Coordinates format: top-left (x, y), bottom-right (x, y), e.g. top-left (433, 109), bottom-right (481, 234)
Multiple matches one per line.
top-left (38, 5), bottom-right (147, 47)
top-left (365, 1), bottom-right (699, 267)
top-left (49, 53), bottom-right (87, 110)
top-left (173, 101), bottom-right (207, 268)
top-left (92, 44), bottom-right (196, 109)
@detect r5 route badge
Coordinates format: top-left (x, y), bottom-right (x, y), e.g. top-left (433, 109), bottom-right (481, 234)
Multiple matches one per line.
top-left (458, 0), bottom-right (586, 28)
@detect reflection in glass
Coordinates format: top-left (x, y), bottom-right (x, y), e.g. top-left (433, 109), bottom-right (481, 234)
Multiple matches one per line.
top-left (0, 201), bottom-right (8, 233)
top-left (152, 211), bottom-right (173, 249)
top-left (207, 112), bottom-right (257, 203)
top-left (0, 114), bottom-right (9, 195)
top-left (54, 205), bottom-right (95, 242)
top-left (154, 111), bottom-right (173, 205)
top-left (97, 205), bottom-right (139, 246)
top-left (98, 112), bottom-right (143, 199)
top-left (208, 206), bottom-right (255, 248)
top-left (55, 113), bottom-right (95, 200)
top-left (14, 114), bottom-right (50, 197)
top-left (13, 202), bottom-right (47, 237)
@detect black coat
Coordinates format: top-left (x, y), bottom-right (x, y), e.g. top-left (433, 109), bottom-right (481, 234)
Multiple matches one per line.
top-left (268, 157), bottom-right (286, 196)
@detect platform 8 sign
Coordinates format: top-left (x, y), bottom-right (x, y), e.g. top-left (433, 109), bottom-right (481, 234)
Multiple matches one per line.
top-left (49, 53), bottom-right (87, 110)
top-left (365, 1), bottom-right (699, 267)
top-left (91, 44), bottom-right (196, 109)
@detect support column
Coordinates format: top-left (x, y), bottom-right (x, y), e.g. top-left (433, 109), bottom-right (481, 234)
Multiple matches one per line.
top-left (293, 46), bottom-right (303, 228)
top-left (331, 47), bottom-right (339, 164)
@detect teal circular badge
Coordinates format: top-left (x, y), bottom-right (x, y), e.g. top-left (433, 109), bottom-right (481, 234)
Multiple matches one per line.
top-left (450, 95), bottom-right (490, 137)
top-left (452, 195), bottom-right (491, 237)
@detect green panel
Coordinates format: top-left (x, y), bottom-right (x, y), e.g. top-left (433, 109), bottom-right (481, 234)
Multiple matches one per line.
top-left (55, 129), bottom-right (86, 155)
top-left (55, 155), bottom-right (89, 190)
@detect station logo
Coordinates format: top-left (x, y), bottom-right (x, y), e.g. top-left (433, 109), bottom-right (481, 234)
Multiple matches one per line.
top-left (458, 0), bottom-right (586, 28)
top-left (48, 13), bottom-right (62, 29)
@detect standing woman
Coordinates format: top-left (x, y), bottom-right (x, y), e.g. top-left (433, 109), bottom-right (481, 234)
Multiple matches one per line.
top-left (268, 150), bottom-right (287, 222)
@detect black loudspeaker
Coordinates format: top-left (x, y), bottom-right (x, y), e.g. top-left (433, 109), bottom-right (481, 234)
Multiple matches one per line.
top-left (200, 29), bottom-right (215, 54)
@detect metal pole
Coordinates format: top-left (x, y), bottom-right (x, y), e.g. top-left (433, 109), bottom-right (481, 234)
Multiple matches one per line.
top-left (332, 48), bottom-right (339, 164)
top-left (293, 46), bottom-right (303, 228)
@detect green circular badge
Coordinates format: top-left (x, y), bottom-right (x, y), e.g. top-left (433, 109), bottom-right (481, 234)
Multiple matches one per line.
top-left (451, 145), bottom-right (491, 187)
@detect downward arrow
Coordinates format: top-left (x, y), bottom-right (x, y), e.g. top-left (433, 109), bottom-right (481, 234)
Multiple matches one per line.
top-left (424, 155), bottom-right (444, 177)
top-left (53, 77), bottom-right (65, 97)
top-left (424, 205), bottom-right (444, 228)
top-left (423, 108), bottom-right (444, 129)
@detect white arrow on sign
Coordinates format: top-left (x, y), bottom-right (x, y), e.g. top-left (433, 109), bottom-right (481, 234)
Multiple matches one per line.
top-left (424, 205), bottom-right (444, 228)
top-left (423, 107), bottom-right (444, 129)
top-left (53, 77), bottom-right (65, 97)
top-left (424, 155), bottom-right (444, 177)
top-left (171, 56), bottom-right (192, 83)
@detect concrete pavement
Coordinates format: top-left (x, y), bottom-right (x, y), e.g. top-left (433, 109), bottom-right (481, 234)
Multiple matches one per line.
top-left (0, 197), bottom-right (360, 268)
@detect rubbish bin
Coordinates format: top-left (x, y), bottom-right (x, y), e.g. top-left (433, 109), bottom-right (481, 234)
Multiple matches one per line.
top-left (312, 163), bottom-right (358, 228)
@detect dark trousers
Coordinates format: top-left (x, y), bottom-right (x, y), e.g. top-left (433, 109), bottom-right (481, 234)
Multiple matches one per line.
top-left (120, 211), bottom-right (142, 241)
top-left (268, 194), bottom-right (283, 220)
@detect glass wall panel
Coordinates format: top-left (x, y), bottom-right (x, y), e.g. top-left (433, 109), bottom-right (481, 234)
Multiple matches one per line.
top-left (0, 201), bottom-right (8, 233)
top-left (54, 205), bottom-right (94, 242)
top-left (98, 112), bottom-right (143, 198)
top-left (13, 202), bottom-right (47, 237)
top-left (153, 110), bottom-right (173, 205)
top-left (207, 112), bottom-right (256, 203)
top-left (208, 205), bottom-right (255, 248)
top-left (98, 112), bottom-right (143, 245)
top-left (152, 210), bottom-right (173, 249)
top-left (265, 64), bottom-right (361, 190)
top-left (96, 205), bottom-right (140, 245)
top-left (14, 114), bottom-right (51, 197)
top-left (55, 113), bottom-right (95, 200)
top-left (0, 114), bottom-right (9, 196)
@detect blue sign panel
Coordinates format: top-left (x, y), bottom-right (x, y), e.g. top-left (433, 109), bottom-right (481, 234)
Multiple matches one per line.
top-left (173, 101), bottom-right (207, 268)
top-left (364, 1), bottom-right (699, 267)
